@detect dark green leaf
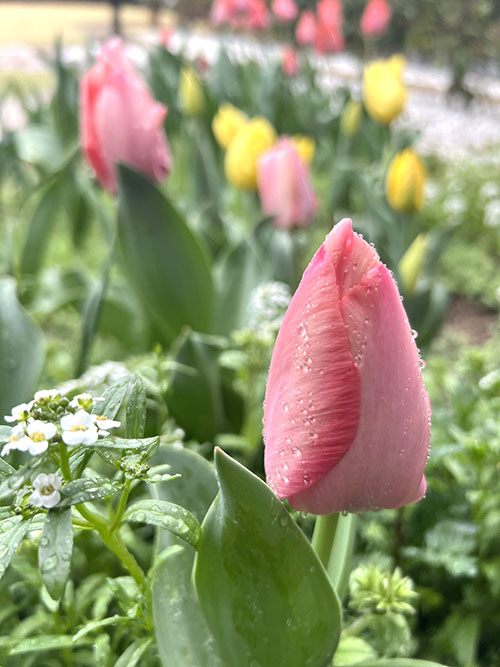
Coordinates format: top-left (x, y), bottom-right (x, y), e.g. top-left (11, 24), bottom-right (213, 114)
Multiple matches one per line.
top-left (93, 436), bottom-right (159, 450)
top-left (126, 377), bottom-right (146, 438)
top-left (0, 425), bottom-right (12, 442)
top-left (58, 477), bottom-right (121, 507)
top-left (0, 457), bottom-right (15, 479)
top-left (92, 376), bottom-right (130, 421)
top-left (333, 637), bottom-right (377, 665)
top-left (8, 635), bottom-right (91, 655)
top-left (39, 508), bottom-right (73, 599)
top-left (117, 166), bottom-right (214, 345)
top-left (114, 638), bottom-right (152, 667)
top-left (73, 615), bottom-right (131, 642)
top-left (0, 278), bottom-right (44, 422)
top-left (123, 499), bottom-right (201, 548)
top-left (0, 515), bottom-right (33, 580)
top-left (194, 449), bottom-right (342, 667)
top-left (339, 661), bottom-right (449, 667)
top-left (0, 455), bottom-right (46, 501)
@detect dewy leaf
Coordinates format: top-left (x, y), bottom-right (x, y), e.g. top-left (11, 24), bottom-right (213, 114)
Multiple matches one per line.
top-left (123, 499), bottom-right (201, 549)
top-left (0, 454), bottom-right (46, 502)
top-left (0, 277), bottom-right (44, 421)
top-left (93, 436), bottom-right (159, 450)
top-left (117, 166), bottom-right (214, 345)
top-left (126, 377), bottom-right (146, 439)
top-left (58, 477), bottom-right (121, 507)
top-left (92, 376), bottom-right (130, 421)
top-left (39, 508), bottom-right (73, 600)
top-left (0, 515), bottom-right (33, 580)
top-left (194, 449), bottom-right (342, 667)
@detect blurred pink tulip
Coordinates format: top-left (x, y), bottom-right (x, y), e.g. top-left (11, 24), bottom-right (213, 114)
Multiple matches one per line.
top-left (295, 10), bottom-right (317, 46)
top-left (81, 38), bottom-right (172, 194)
top-left (314, 0), bottom-right (345, 53)
top-left (257, 138), bottom-right (317, 229)
top-left (246, 0), bottom-right (271, 29)
top-left (282, 47), bottom-right (299, 76)
top-left (263, 218), bottom-right (431, 514)
top-left (272, 0), bottom-right (298, 23)
top-left (360, 0), bottom-right (391, 37)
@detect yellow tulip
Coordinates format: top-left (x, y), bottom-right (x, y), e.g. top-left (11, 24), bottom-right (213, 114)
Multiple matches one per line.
top-left (386, 149), bottom-right (426, 213)
top-left (212, 103), bottom-right (248, 150)
top-left (340, 99), bottom-right (363, 137)
top-left (225, 117), bottom-right (276, 190)
top-left (363, 55), bottom-right (406, 125)
top-left (290, 135), bottom-right (315, 164)
top-left (398, 234), bottom-right (428, 294)
top-left (179, 68), bottom-right (204, 117)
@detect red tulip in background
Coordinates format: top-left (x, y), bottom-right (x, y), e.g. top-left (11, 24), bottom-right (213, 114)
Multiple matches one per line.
top-left (211, 0), bottom-right (270, 30)
top-left (81, 38), bottom-right (172, 194)
top-left (360, 0), bottom-right (391, 37)
top-left (272, 0), bottom-right (298, 23)
top-left (263, 218), bottom-right (431, 514)
top-left (295, 10), bottom-right (317, 46)
top-left (282, 47), bottom-right (299, 77)
top-left (247, 0), bottom-right (271, 30)
top-left (257, 138), bottom-right (317, 229)
top-left (314, 0), bottom-right (345, 54)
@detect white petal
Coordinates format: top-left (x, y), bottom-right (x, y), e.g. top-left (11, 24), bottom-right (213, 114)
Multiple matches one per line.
top-left (17, 436), bottom-right (32, 452)
top-left (33, 473), bottom-right (49, 489)
top-left (30, 490), bottom-right (44, 507)
top-left (42, 491), bottom-right (61, 509)
top-left (62, 430), bottom-right (85, 446)
top-left (60, 413), bottom-right (76, 430)
top-left (40, 422), bottom-right (57, 439)
top-left (81, 428), bottom-right (99, 445)
top-left (47, 474), bottom-right (63, 490)
top-left (28, 440), bottom-right (49, 456)
top-left (4, 415), bottom-right (17, 423)
top-left (74, 410), bottom-right (94, 427)
top-left (1, 443), bottom-right (13, 456)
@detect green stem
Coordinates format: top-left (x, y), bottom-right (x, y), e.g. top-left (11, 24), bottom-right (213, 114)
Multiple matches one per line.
top-left (58, 442), bottom-right (72, 483)
top-left (311, 513), bottom-right (339, 568)
top-left (110, 478), bottom-right (132, 533)
top-left (342, 613), bottom-right (372, 639)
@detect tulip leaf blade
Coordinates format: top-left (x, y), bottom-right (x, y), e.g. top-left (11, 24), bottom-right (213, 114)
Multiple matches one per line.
top-left (194, 449), bottom-right (342, 667)
top-left (117, 166), bottom-right (214, 345)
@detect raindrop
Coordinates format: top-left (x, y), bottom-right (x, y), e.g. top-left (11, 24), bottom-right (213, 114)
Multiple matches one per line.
top-left (292, 447), bottom-right (302, 458)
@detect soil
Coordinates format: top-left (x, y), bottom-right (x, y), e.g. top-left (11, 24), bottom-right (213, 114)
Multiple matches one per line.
top-left (441, 295), bottom-right (498, 345)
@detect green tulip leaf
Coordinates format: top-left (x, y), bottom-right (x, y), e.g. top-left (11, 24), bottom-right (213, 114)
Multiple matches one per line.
top-left (123, 499), bottom-right (201, 548)
top-left (117, 166), bottom-right (214, 345)
top-left (194, 449), bottom-right (342, 667)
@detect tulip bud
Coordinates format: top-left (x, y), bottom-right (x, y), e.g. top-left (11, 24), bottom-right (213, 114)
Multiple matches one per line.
top-left (257, 138), bottom-right (317, 229)
top-left (290, 135), bottom-right (315, 164)
top-left (386, 149), bottom-right (426, 213)
top-left (363, 56), bottom-right (406, 125)
top-left (282, 47), bottom-right (299, 77)
top-left (263, 218), bottom-right (431, 514)
top-left (295, 10), bottom-right (317, 46)
top-left (212, 103), bottom-right (248, 150)
top-left (398, 234), bottom-right (428, 294)
top-left (360, 0), bottom-right (391, 38)
top-left (80, 38), bottom-right (172, 194)
top-left (225, 117), bottom-right (276, 190)
top-left (272, 0), bottom-right (298, 22)
top-left (340, 99), bottom-right (363, 137)
top-left (179, 68), bottom-right (205, 117)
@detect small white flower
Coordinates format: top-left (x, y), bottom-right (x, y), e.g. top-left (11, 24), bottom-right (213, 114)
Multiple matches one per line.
top-left (444, 195), bottom-right (466, 218)
top-left (69, 392), bottom-right (94, 409)
top-left (4, 401), bottom-right (33, 423)
top-left (1, 424), bottom-right (28, 456)
top-left (480, 182), bottom-right (500, 201)
top-left (484, 199), bottom-right (500, 228)
top-left (30, 473), bottom-right (62, 509)
top-left (34, 389), bottom-right (60, 405)
top-left (60, 410), bottom-right (98, 445)
top-left (92, 414), bottom-right (121, 432)
top-left (25, 420), bottom-right (57, 456)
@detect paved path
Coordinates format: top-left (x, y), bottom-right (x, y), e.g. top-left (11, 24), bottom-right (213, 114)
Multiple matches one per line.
top-left (1, 27), bottom-right (500, 161)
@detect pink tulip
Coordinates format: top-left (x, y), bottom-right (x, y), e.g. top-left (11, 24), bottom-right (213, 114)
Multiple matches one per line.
top-left (314, 0), bottom-right (345, 54)
top-left (282, 47), bottom-right (299, 77)
top-left (263, 218), bottom-right (431, 514)
top-left (81, 38), bottom-right (172, 194)
top-left (295, 10), bottom-right (317, 46)
top-left (360, 0), bottom-right (391, 37)
top-left (272, 0), bottom-right (298, 23)
top-left (246, 0), bottom-right (270, 30)
top-left (257, 138), bottom-right (317, 229)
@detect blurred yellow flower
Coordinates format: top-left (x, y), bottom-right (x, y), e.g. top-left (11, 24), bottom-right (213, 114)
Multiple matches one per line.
top-left (225, 117), bottom-right (276, 189)
top-left (291, 135), bottom-right (315, 164)
top-left (386, 148), bottom-right (426, 213)
top-left (340, 99), bottom-right (363, 137)
top-left (398, 234), bottom-right (428, 294)
top-left (179, 68), bottom-right (204, 117)
top-left (363, 56), bottom-right (406, 124)
top-left (212, 103), bottom-right (248, 149)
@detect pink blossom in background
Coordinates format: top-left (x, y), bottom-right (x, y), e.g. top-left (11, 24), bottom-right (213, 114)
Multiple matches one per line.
top-left (360, 0), bottom-right (391, 37)
top-left (81, 38), bottom-right (172, 194)
top-left (257, 138), bottom-right (317, 229)
top-left (314, 0), bottom-right (345, 54)
top-left (282, 47), bottom-right (299, 76)
top-left (263, 218), bottom-right (431, 514)
top-left (295, 10), bottom-right (317, 46)
top-left (246, 0), bottom-right (271, 30)
top-left (272, 0), bottom-right (298, 23)
top-left (160, 28), bottom-right (173, 49)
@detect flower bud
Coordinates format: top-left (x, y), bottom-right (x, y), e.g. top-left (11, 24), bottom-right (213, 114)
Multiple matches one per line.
top-left (386, 149), bottom-right (426, 213)
top-left (363, 56), bottom-right (406, 125)
top-left (398, 234), bottom-right (428, 294)
top-left (225, 117), bottom-right (276, 190)
top-left (340, 99), bottom-right (363, 137)
top-left (212, 103), bottom-right (248, 150)
top-left (290, 135), bottom-right (315, 164)
top-left (179, 68), bottom-right (204, 117)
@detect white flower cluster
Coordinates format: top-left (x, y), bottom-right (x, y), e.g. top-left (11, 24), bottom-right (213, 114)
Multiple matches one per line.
top-left (1, 389), bottom-right (120, 457)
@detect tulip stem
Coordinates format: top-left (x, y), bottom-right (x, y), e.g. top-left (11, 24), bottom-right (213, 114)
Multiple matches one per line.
top-left (311, 513), bottom-right (339, 569)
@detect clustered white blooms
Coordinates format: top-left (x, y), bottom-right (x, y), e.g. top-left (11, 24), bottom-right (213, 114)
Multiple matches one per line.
top-left (1, 389), bottom-right (120, 457)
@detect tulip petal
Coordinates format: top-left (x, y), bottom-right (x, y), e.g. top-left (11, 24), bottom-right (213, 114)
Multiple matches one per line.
top-left (289, 260), bottom-right (430, 514)
top-left (263, 243), bottom-right (361, 498)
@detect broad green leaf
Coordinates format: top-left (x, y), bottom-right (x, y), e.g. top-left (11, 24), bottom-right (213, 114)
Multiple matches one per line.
top-left (117, 166), bottom-right (214, 345)
top-left (39, 507), bottom-right (73, 599)
top-left (333, 637), bottom-right (377, 665)
top-left (92, 376), bottom-right (130, 421)
top-left (58, 477), bottom-right (121, 507)
top-left (194, 449), bottom-right (342, 667)
top-left (167, 331), bottom-right (225, 441)
top-left (328, 513), bottom-right (357, 599)
top-left (123, 499), bottom-right (201, 548)
top-left (93, 436), bottom-right (159, 450)
top-left (0, 455), bottom-right (46, 501)
top-left (114, 638), bottom-right (152, 667)
top-left (214, 240), bottom-right (266, 335)
top-left (0, 515), bottom-right (33, 580)
top-left (126, 377), bottom-right (146, 438)
top-left (0, 278), bottom-right (44, 422)
top-left (151, 447), bottom-right (221, 667)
